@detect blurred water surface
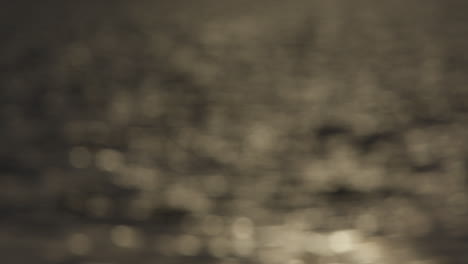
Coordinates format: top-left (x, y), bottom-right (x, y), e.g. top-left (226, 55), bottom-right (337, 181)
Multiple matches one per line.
top-left (1, 1), bottom-right (468, 264)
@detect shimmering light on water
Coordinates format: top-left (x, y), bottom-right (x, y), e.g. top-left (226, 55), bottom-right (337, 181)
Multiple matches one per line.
top-left (1, 2), bottom-right (465, 264)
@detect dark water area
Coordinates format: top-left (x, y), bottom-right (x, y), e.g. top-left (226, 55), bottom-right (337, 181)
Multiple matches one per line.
top-left (1, 1), bottom-right (468, 263)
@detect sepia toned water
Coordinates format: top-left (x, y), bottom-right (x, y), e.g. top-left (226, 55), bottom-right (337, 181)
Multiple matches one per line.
top-left (1, 1), bottom-right (468, 263)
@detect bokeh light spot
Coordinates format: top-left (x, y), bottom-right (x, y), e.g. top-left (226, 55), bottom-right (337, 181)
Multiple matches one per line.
top-left (110, 225), bottom-right (141, 248)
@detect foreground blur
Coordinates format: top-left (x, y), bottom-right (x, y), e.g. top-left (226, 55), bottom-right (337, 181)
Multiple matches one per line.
top-left (1, 1), bottom-right (468, 264)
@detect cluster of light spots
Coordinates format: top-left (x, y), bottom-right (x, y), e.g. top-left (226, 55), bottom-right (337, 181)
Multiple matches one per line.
top-left (110, 225), bottom-right (141, 248)
top-left (69, 146), bottom-right (92, 169)
top-left (67, 233), bottom-right (92, 256)
top-left (95, 149), bottom-right (124, 172)
top-left (8, 3), bottom-right (465, 264)
top-left (49, 16), bottom-right (457, 264)
top-left (158, 212), bottom-right (404, 264)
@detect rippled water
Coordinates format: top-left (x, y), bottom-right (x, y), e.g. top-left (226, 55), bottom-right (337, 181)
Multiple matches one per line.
top-left (1, 1), bottom-right (468, 263)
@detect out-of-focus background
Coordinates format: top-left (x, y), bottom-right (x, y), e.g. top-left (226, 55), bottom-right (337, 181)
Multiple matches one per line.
top-left (1, 0), bottom-right (468, 263)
